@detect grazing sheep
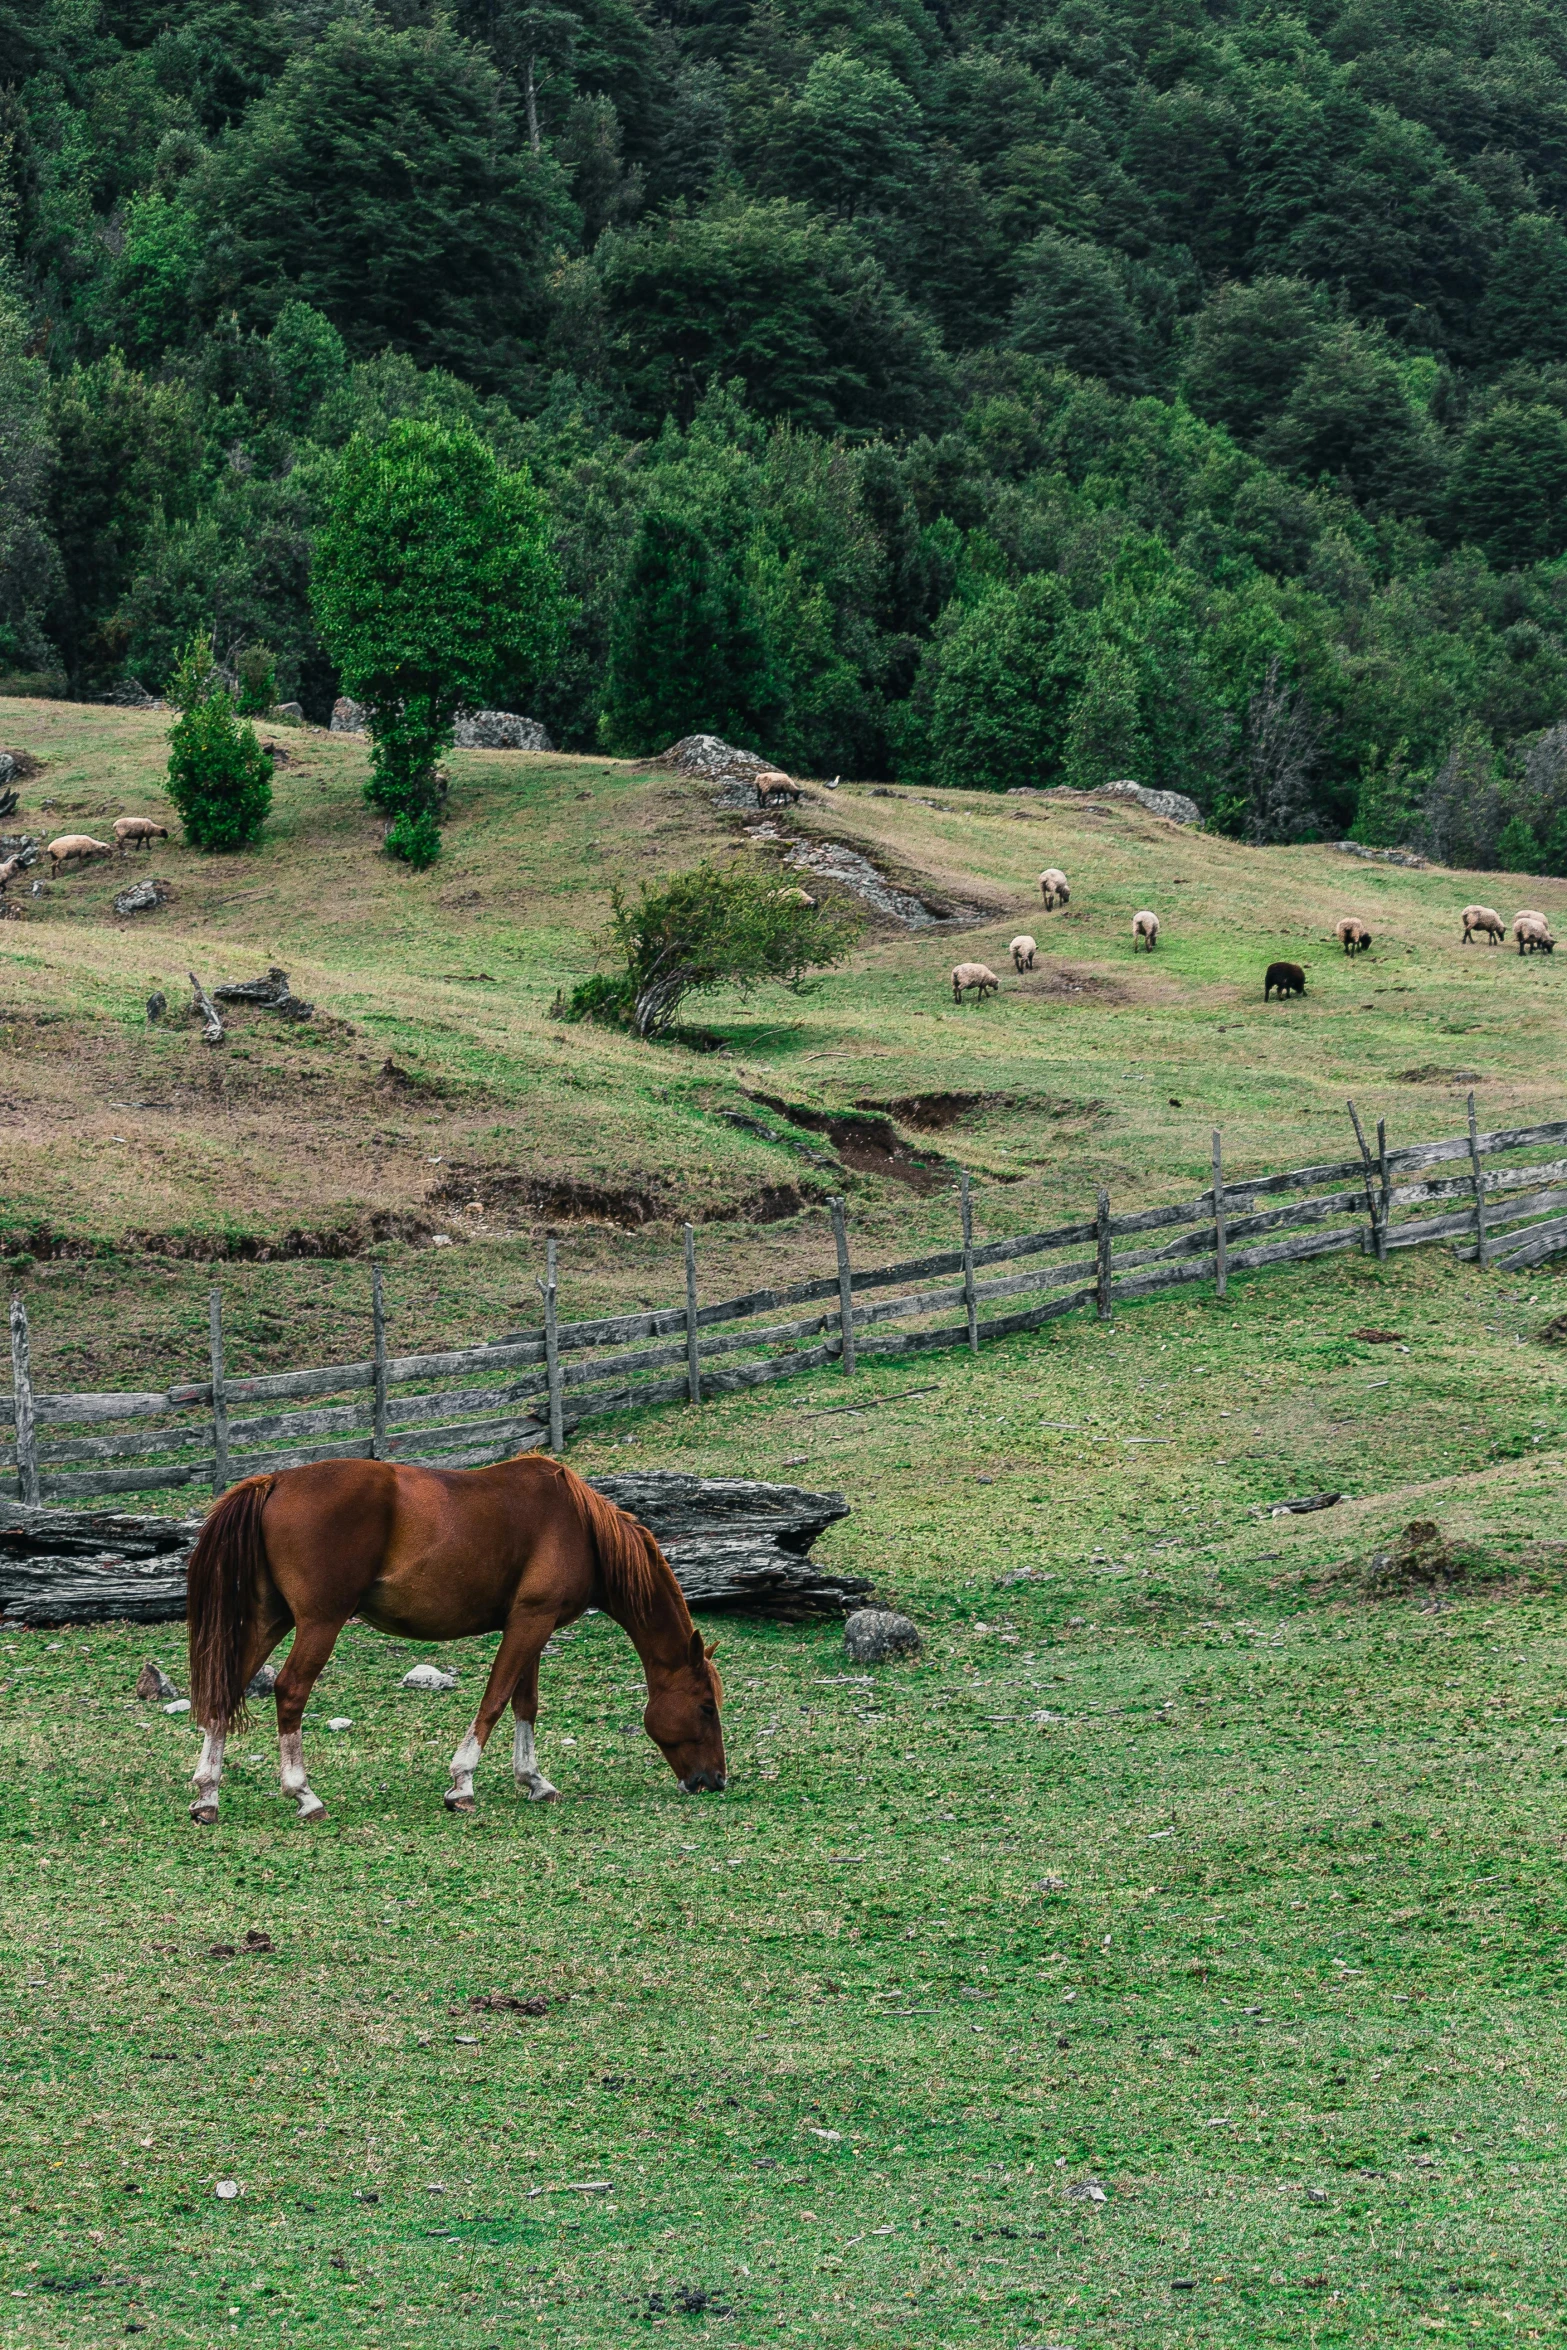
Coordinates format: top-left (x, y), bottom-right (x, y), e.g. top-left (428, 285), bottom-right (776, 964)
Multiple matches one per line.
top-left (1010, 933), bottom-right (1037, 972)
top-left (951, 961), bottom-right (1000, 1004)
top-left (1334, 916), bottom-right (1372, 955)
top-left (754, 768), bottom-right (801, 808)
top-left (1515, 911), bottom-right (1556, 954)
top-left (0, 852), bottom-right (28, 893)
top-left (770, 885), bottom-right (818, 906)
top-left (113, 816), bottom-right (168, 855)
top-left (46, 834), bottom-right (111, 877)
top-left (1265, 960), bottom-right (1307, 1000)
top-left (1461, 903), bottom-right (1505, 945)
top-left (1038, 867), bottom-right (1070, 910)
top-left (1132, 909), bottom-right (1159, 951)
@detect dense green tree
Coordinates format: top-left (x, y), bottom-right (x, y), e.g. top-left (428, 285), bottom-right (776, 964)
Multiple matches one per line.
top-left (1007, 232), bottom-right (1150, 395)
top-left (601, 507), bottom-right (783, 755)
top-left (901, 573), bottom-right (1086, 792)
top-left (312, 418), bottom-right (567, 865)
top-left (164, 629), bottom-right (273, 851)
top-left (758, 52), bottom-right (925, 225)
top-left (1180, 277), bottom-right (1333, 448)
top-left (1479, 215), bottom-right (1567, 366)
top-left (595, 199), bottom-right (953, 436)
top-left (203, 16), bottom-right (571, 389)
top-left (0, 269), bottom-right (60, 679)
top-left (1447, 403), bottom-right (1567, 569)
top-left (1262, 325), bottom-right (1436, 515)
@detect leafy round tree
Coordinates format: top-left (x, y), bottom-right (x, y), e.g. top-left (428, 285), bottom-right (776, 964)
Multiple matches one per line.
top-left (312, 419), bottom-right (567, 867)
top-left (165, 630), bottom-right (274, 851)
top-left (1446, 403), bottom-right (1567, 569)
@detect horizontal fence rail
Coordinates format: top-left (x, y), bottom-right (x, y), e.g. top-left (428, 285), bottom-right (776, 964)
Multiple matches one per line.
top-left (6, 1098), bottom-right (1567, 1506)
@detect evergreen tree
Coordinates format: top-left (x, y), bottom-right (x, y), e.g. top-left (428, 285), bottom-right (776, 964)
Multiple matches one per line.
top-left (1181, 276), bottom-right (1333, 446)
top-left (165, 631), bottom-right (274, 852)
top-left (1479, 215), bottom-right (1567, 366)
top-left (601, 508), bottom-right (783, 755)
top-left (1008, 233), bottom-right (1150, 395)
top-left (1447, 404), bottom-right (1567, 569)
top-left (1262, 325), bottom-right (1436, 515)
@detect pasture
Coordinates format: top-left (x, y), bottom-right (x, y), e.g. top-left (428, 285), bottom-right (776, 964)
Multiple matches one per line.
top-left (5, 703), bottom-right (1567, 2344)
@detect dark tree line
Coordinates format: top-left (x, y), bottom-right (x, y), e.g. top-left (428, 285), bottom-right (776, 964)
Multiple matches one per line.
top-left (8, 0), bottom-right (1567, 859)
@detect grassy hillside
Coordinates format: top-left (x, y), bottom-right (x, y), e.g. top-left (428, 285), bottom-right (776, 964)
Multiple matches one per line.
top-left (3, 696), bottom-right (1566, 1394)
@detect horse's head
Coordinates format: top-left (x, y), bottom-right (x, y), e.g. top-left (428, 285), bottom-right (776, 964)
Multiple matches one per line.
top-left (645, 1629), bottom-right (727, 1793)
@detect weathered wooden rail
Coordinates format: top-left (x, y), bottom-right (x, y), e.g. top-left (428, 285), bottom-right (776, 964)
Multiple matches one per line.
top-left (4, 1095), bottom-right (1564, 1508)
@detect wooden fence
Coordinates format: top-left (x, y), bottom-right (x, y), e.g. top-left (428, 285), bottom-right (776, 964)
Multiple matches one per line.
top-left (6, 1096), bottom-right (1566, 1508)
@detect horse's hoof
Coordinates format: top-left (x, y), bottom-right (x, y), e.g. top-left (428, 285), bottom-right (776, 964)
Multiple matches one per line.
top-left (295, 1798), bottom-right (326, 1823)
top-left (189, 1802), bottom-right (219, 1826)
top-left (518, 1778), bottom-right (559, 1802)
top-left (444, 1792), bottom-right (476, 1813)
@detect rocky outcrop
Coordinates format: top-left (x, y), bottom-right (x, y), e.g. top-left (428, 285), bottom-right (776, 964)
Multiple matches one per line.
top-left (1098, 779), bottom-right (1203, 827)
top-left (330, 696), bottom-right (368, 733)
top-left (662, 734), bottom-right (772, 785)
top-left (453, 710), bottom-right (553, 751)
top-left (113, 876), bottom-right (171, 916)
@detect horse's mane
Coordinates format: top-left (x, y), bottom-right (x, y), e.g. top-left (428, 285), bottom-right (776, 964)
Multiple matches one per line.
top-left (546, 1458), bottom-right (691, 1630)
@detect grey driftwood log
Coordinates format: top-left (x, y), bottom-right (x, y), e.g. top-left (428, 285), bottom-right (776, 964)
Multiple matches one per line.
top-left (0, 1474), bottom-right (861, 1625)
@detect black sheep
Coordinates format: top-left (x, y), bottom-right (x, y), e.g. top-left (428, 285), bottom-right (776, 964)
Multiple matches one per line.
top-left (1265, 960), bottom-right (1306, 1000)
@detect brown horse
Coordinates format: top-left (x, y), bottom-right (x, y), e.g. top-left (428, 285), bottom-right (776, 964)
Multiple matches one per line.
top-left (183, 1454), bottom-right (726, 1824)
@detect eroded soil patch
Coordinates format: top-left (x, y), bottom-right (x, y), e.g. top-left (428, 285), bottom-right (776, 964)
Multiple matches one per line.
top-left (429, 1166), bottom-right (810, 1228)
top-left (747, 1097), bottom-right (953, 1192)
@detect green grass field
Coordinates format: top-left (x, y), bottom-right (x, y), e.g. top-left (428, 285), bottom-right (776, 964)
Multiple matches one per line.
top-left (4, 702), bottom-right (1567, 2346)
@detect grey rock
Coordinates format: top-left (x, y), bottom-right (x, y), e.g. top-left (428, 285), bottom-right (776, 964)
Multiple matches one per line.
top-left (1336, 839), bottom-right (1427, 868)
top-left (94, 676), bottom-right (161, 710)
top-left (661, 733), bottom-right (771, 784)
top-left (453, 710), bottom-right (553, 752)
top-left (273, 702), bottom-right (305, 722)
top-left (135, 1658), bottom-right (179, 1702)
top-left (0, 753), bottom-right (13, 790)
top-left (401, 1661), bottom-right (460, 1690)
top-left (843, 1607), bottom-right (922, 1664)
top-left (214, 966), bottom-right (313, 1019)
top-left (330, 696), bottom-right (368, 734)
top-left (246, 1662), bottom-right (278, 1699)
top-left (114, 876), bottom-right (170, 916)
top-left (1098, 778), bottom-right (1203, 828)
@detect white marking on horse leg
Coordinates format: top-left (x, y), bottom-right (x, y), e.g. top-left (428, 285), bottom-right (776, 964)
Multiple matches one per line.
top-left (279, 1729), bottom-right (325, 1821)
top-left (511, 1719), bottom-right (558, 1802)
top-left (445, 1726), bottom-right (483, 1811)
top-left (190, 1729), bottom-right (226, 1822)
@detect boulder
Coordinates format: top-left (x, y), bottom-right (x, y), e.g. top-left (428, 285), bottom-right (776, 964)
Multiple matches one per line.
top-left (246, 1662), bottom-right (278, 1699)
top-left (661, 734), bottom-right (771, 784)
top-left (843, 1607), bottom-right (922, 1664)
top-left (135, 1658), bottom-right (179, 1702)
top-left (0, 753), bottom-right (13, 791)
top-left (453, 710), bottom-right (553, 752)
top-left (1098, 779), bottom-right (1202, 827)
top-left (401, 1662), bottom-right (460, 1691)
top-left (114, 876), bottom-right (171, 916)
top-left (330, 696), bottom-right (368, 734)
top-left (273, 702), bottom-right (305, 723)
top-left (213, 966), bottom-right (313, 1019)
top-left (94, 677), bottom-right (161, 710)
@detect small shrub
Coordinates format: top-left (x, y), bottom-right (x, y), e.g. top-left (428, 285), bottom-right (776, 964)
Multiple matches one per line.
top-left (571, 861), bottom-right (864, 1039)
top-left (165, 631), bottom-right (272, 852)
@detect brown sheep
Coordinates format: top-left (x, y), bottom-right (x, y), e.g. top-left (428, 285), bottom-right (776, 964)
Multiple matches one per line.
top-left (754, 768), bottom-right (801, 809)
top-left (1132, 908), bottom-right (1159, 951)
top-left (1515, 911), bottom-right (1556, 954)
top-left (1334, 916), bottom-right (1372, 955)
top-left (1009, 933), bottom-right (1037, 972)
top-left (1461, 903), bottom-right (1505, 945)
top-left (46, 834), bottom-right (112, 877)
top-left (1038, 867), bottom-right (1070, 910)
top-left (1265, 960), bottom-right (1306, 1000)
top-left (951, 961), bottom-right (1000, 1004)
top-left (114, 816), bottom-right (169, 855)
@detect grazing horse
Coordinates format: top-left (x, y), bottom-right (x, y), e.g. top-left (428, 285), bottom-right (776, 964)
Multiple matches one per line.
top-left (184, 1454), bottom-right (726, 1824)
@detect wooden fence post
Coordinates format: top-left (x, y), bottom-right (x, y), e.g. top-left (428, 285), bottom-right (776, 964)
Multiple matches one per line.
top-left (683, 1223), bottom-right (702, 1404)
top-left (371, 1263), bottom-right (388, 1457)
top-left (960, 1172), bottom-right (979, 1353)
top-left (1467, 1090), bottom-right (1490, 1270)
top-left (1096, 1187), bottom-right (1112, 1321)
top-left (208, 1286), bottom-right (230, 1494)
top-left (1211, 1130), bottom-right (1228, 1300)
top-left (539, 1237), bottom-right (565, 1451)
top-left (831, 1196), bottom-right (857, 1375)
top-left (1376, 1117), bottom-right (1391, 1263)
top-left (1346, 1098), bottom-right (1382, 1258)
top-left (8, 1294), bottom-right (39, 1506)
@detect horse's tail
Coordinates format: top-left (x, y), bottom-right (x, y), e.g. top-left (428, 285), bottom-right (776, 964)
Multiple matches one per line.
top-left (186, 1474), bottom-right (275, 1729)
top-left (551, 1459), bottom-right (688, 1628)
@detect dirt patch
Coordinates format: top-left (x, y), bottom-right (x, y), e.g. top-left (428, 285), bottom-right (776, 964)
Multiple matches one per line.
top-left (857, 1091), bottom-right (1004, 1131)
top-left (7, 1211), bottom-right (436, 1262)
top-left (1536, 1313), bottom-right (1567, 1346)
top-left (1396, 1066), bottom-right (1482, 1084)
top-left (747, 1097), bottom-right (952, 1192)
top-left (429, 1166), bottom-right (811, 1228)
top-left (0, 749), bottom-right (44, 781)
top-left (1015, 961), bottom-right (1132, 1003)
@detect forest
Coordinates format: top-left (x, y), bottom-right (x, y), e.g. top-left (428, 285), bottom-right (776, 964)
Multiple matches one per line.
top-left (7, 0), bottom-right (1567, 858)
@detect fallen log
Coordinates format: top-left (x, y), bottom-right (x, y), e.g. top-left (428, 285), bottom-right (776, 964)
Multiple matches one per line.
top-left (0, 1474), bottom-right (862, 1624)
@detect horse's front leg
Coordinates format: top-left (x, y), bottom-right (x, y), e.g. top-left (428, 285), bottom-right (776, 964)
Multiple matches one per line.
top-left (510, 1654), bottom-right (557, 1802)
top-left (447, 1612), bottom-right (553, 1814)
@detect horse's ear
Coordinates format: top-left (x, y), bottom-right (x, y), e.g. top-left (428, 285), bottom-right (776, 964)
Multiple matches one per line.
top-left (704, 1640), bottom-right (719, 1661)
top-left (688, 1628), bottom-right (705, 1670)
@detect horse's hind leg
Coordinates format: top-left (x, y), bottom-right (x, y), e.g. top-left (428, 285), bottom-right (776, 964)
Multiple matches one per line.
top-left (190, 1728), bottom-right (227, 1825)
top-left (274, 1618), bottom-right (344, 1822)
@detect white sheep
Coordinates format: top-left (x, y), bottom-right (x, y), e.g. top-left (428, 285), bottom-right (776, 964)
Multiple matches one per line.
top-left (114, 816), bottom-right (169, 855)
top-left (1132, 909), bottom-right (1159, 951)
top-left (1009, 934), bottom-right (1037, 972)
top-left (1461, 904), bottom-right (1505, 945)
top-left (1515, 911), bottom-right (1555, 954)
top-left (1038, 867), bottom-right (1070, 910)
top-left (952, 961), bottom-right (1000, 1004)
top-left (46, 834), bottom-right (112, 877)
top-left (1334, 916), bottom-right (1373, 955)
